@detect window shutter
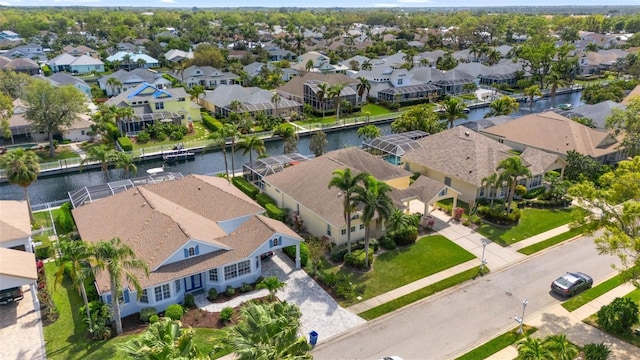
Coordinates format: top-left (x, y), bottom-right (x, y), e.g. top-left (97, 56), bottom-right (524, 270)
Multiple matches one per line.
top-left (269, 239), bottom-right (273, 248)
top-left (195, 245), bottom-right (200, 255)
top-left (183, 248), bottom-right (188, 258)
top-left (106, 294), bottom-right (112, 304)
top-left (124, 290), bottom-right (130, 303)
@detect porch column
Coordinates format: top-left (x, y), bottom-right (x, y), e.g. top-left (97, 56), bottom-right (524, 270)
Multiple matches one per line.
top-left (295, 244), bottom-right (301, 269)
top-left (31, 283), bottom-right (40, 311)
top-left (452, 196), bottom-right (458, 214)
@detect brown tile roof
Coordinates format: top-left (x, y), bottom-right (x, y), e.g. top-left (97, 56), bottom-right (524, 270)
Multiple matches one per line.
top-left (0, 201), bottom-right (31, 244)
top-left (520, 147), bottom-right (565, 175)
top-left (480, 111), bottom-right (622, 158)
top-left (264, 147), bottom-right (411, 227)
top-left (72, 174), bottom-right (300, 293)
top-left (0, 247), bottom-right (37, 283)
top-left (622, 85), bottom-right (640, 105)
top-left (389, 176), bottom-right (450, 207)
top-left (276, 72), bottom-right (358, 98)
top-left (402, 126), bottom-right (514, 187)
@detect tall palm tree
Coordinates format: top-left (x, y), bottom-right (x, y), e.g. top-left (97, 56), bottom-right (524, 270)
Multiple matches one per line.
top-left (315, 82), bottom-right (330, 116)
top-left (485, 96), bottom-right (519, 118)
top-left (329, 83), bottom-right (347, 123)
top-left (352, 176), bottom-right (394, 268)
top-left (356, 124), bottom-right (381, 140)
top-left (114, 151), bottom-right (137, 178)
top-left (271, 93), bottom-right (281, 118)
top-left (544, 71), bottom-right (569, 102)
top-left (328, 168), bottom-right (369, 253)
top-left (356, 77), bottom-right (371, 104)
top-left (440, 98), bottom-right (469, 129)
top-left (361, 60), bottom-right (372, 71)
top-left (91, 237), bottom-right (149, 335)
top-left (274, 124), bottom-right (298, 154)
top-left (208, 123), bottom-right (239, 183)
top-left (497, 156), bottom-right (531, 213)
top-left (106, 77), bottom-right (123, 96)
top-left (544, 334), bottom-right (579, 360)
top-left (0, 148), bottom-right (40, 223)
top-left (188, 85), bottom-right (205, 105)
top-left (523, 85), bottom-right (542, 109)
top-left (517, 336), bottom-right (553, 360)
top-left (116, 107), bottom-right (137, 135)
top-left (81, 145), bottom-right (118, 178)
top-left (121, 318), bottom-right (200, 359)
top-left (223, 301), bottom-right (311, 360)
top-left (305, 59), bottom-right (314, 73)
top-left (256, 276), bottom-right (286, 301)
top-left (481, 173), bottom-right (500, 208)
top-left (237, 135), bottom-right (266, 162)
top-left (55, 239), bottom-right (94, 327)
top-left (487, 49), bottom-right (502, 65)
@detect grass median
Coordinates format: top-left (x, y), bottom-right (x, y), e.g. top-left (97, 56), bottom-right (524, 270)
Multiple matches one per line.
top-left (455, 326), bottom-right (537, 360)
top-left (517, 223), bottom-right (591, 255)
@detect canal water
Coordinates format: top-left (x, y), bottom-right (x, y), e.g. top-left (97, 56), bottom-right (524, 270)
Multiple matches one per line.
top-left (0, 92), bottom-right (583, 205)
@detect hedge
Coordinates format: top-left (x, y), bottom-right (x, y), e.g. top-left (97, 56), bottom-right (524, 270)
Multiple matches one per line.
top-left (117, 137), bottom-right (133, 151)
top-left (202, 113), bottom-right (223, 132)
top-left (283, 243), bottom-right (309, 267)
top-left (393, 227), bottom-right (418, 246)
top-left (256, 193), bottom-right (276, 207)
top-left (265, 203), bottom-right (288, 221)
top-left (56, 202), bottom-right (75, 234)
top-left (522, 186), bottom-right (546, 200)
top-left (164, 304), bottom-right (184, 320)
top-left (231, 177), bottom-right (259, 199)
top-left (344, 248), bottom-right (374, 269)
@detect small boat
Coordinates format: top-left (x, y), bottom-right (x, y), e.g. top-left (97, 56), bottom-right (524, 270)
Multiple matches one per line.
top-left (162, 149), bottom-right (195, 163)
top-left (557, 103), bottom-right (572, 111)
top-left (146, 167), bottom-right (165, 175)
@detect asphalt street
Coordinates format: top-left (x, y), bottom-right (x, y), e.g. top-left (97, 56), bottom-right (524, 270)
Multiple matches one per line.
top-left (312, 235), bottom-right (622, 360)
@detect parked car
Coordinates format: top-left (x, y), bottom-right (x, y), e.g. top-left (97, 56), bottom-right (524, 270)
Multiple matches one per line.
top-left (551, 272), bottom-right (593, 297)
top-left (0, 287), bottom-right (24, 305)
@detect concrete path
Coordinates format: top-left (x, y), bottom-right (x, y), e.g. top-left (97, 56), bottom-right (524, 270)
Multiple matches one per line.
top-left (0, 285), bottom-right (46, 360)
top-left (509, 224), bottom-right (572, 251)
top-left (68, 143), bottom-right (87, 160)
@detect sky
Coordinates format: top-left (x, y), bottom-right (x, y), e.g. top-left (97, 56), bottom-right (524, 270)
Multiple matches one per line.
top-left (2, 0), bottom-right (639, 8)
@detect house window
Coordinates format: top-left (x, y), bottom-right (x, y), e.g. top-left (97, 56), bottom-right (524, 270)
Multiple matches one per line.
top-left (444, 177), bottom-right (452, 186)
top-left (154, 284), bottom-right (170, 302)
top-left (272, 237), bottom-right (280, 247)
top-left (175, 279), bottom-right (181, 293)
top-left (341, 229), bottom-right (346, 235)
top-left (209, 269), bottom-right (218, 282)
top-left (188, 247), bottom-right (196, 256)
top-left (81, 130), bottom-right (85, 135)
top-left (359, 224), bottom-right (365, 230)
top-left (350, 226), bottom-right (355, 232)
top-left (327, 225), bottom-right (332, 236)
top-left (140, 289), bottom-right (148, 303)
top-left (500, 187), bottom-right (506, 197)
top-left (397, 79), bottom-right (403, 85)
top-left (238, 260), bottom-right (251, 276)
top-left (224, 264), bottom-right (238, 280)
top-left (155, 102), bottom-right (164, 110)
top-left (531, 175), bottom-right (542, 188)
top-left (479, 187), bottom-right (485, 197)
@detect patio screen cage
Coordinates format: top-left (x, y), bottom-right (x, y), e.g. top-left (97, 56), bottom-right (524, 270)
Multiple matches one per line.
top-left (362, 130), bottom-right (428, 165)
top-left (242, 153), bottom-right (311, 187)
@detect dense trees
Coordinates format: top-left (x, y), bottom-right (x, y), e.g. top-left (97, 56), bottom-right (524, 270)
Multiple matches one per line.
top-left (391, 105), bottom-right (444, 134)
top-left (606, 97), bottom-right (640, 157)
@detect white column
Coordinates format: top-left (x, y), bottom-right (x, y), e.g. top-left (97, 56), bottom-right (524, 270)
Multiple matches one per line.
top-left (30, 283), bottom-right (40, 311)
top-left (295, 244), bottom-right (301, 269)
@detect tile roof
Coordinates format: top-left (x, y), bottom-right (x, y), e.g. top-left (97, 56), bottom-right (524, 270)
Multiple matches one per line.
top-left (389, 176), bottom-right (450, 207)
top-left (402, 126), bottom-right (515, 187)
top-left (480, 111), bottom-right (622, 158)
top-left (0, 201), bottom-right (31, 244)
top-left (0, 248), bottom-right (37, 283)
top-left (276, 72), bottom-right (358, 98)
top-left (622, 85), bottom-right (640, 106)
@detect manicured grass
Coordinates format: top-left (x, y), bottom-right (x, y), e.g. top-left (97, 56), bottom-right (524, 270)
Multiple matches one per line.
top-left (454, 326), bottom-right (538, 360)
top-left (562, 271), bottom-right (630, 312)
top-left (517, 223), bottom-right (591, 255)
top-left (329, 235), bottom-right (475, 306)
top-left (35, 147), bottom-right (80, 162)
top-left (358, 266), bottom-right (486, 320)
top-left (476, 208), bottom-right (584, 246)
top-left (131, 121), bottom-right (207, 151)
top-left (361, 103), bottom-right (391, 116)
top-left (583, 288), bottom-right (640, 348)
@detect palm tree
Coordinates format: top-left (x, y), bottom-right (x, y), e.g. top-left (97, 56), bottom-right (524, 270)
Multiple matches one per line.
top-left (523, 85), bottom-right (542, 109)
top-left (305, 59), bottom-right (314, 73)
top-left (208, 123), bottom-right (239, 183)
top-left (121, 318), bottom-right (200, 359)
top-left (497, 156), bottom-right (531, 213)
top-left (487, 49), bottom-right (502, 65)
top-left (385, 209), bottom-right (412, 237)
top-left (271, 93), bottom-right (281, 118)
top-left (0, 148), bottom-right (40, 223)
top-left (517, 337), bottom-right (553, 360)
top-left (485, 96), bottom-right (519, 118)
top-left (188, 85), bottom-right (205, 105)
top-left (256, 276), bottom-right (286, 301)
top-left (356, 77), bottom-right (371, 104)
top-left (223, 301), bottom-right (311, 360)
top-left (91, 237), bottom-right (149, 335)
top-left (329, 83), bottom-right (347, 123)
top-left (328, 168), bottom-right (369, 253)
top-left (106, 77), bottom-right (123, 96)
top-left (237, 135), bottom-right (266, 162)
top-left (55, 239), bottom-right (93, 327)
top-left (315, 82), bottom-right (330, 116)
top-left (361, 60), bottom-right (372, 71)
top-left (419, 58), bottom-right (431, 68)
top-left (352, 176), bottom-right (394, 268)
top-left (544, 71), bottom-right (569, 102)
top-left (114, 151), bottom-right (137, 178)
top-left (356, 124), bottom-right (381, 140)
top-left (274, 124), bottom-right (298, 154)
top-left (82, 145), bottom-right (118, 178)
top-left (544, 334), bottom-right (579, 360)
top-left (440, 98), bottom-right (469, 129)
top-left (481, 173), bottom-right (500, 208)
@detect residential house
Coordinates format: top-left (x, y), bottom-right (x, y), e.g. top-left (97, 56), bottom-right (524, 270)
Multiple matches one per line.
top-left (262, 147), bottom-right (456, 245)
top-left (0, 56), bottom-right (40, 75)
top-left (403, 126), bottom-right (566, 203)
top-left (164, 49), bottom-right (193, 63)
top-left (48, 53), bottom-right (105, 74)
top-left (201, 84), bottom-right (301, 119)
top-left (62, 45), bottom-right (99, 58)
top-left (291, 51), bottom-right (348, 74)
top-left (0, 201), bottom-right (38, 310)
top-left (578, 49), bottom-right (628, 76)
top-left (4, 43), bottom-right (48, 62)
top-left (0, 30), bottom-right (21, 41)
top-left (72, 174), bottom-right (304, 317)
top-left (353, 65), bottom-right (441, 104)
top-left (104, 82), bottom-right (201, 136)
top-left (106, 51), bottom-right (160, 70)
top-left (243, 62), bottom-right (298, 82)
top-left (98, 69), bottom-right (171, 97)
top-left (479, 111), bottom-right (626, 164)
top-left (36, 73), bottom-right (93, 99)
top-left (576, 31), bottom-right (622, 50)
top-left (552, 100), bottom-right (625, 129)
top-left (171, 65), bottom-right (240, 89)
top-left (409, 67), bottom-right (476, 95)
top-left (276, 72), bottom-right (358, 112)
top-left (266, 47), bottom-right (296, 62)
top-left (454, 61), bottom-right (523, 87)
top-left (622, 84), bottom-right (640, 105)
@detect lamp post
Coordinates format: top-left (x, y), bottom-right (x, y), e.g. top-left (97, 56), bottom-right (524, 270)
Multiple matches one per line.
top-left (515, 300), bottom-right (528, 334)
top-left (480, 240), bottom-right (488, 274)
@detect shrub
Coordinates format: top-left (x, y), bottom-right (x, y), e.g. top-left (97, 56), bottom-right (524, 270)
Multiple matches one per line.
top-left (149, 314), bottom-right (159, 324)
top-left (136, 131), bottom-right (150, 144)
top-left (477, 206), bottom-right (521, 225)
top-left (393, 227), bottom-right (418, 246)
top-left (379, 236), bottom-right (397, 251)
top-left (240, 282), bottom-right (252, 293)
top-left (35, 245), bottom-right (51, 260)
top-left (231, 177), bottom-right (259, 199)
top-left (202, 113), bottom-right (223, 131)
top-left (330, 244), bottom-right (349, 262)
top-left (169, 131), bottom-right (184, 141)
top-left (117, 137), bottom-right (133, 151)
top-left (56, 202), bottom-right (75, 234)
top-left (184, 293), bottom-right (195, 308)
top-left (255, 193), bottom-right (276, 207)
top-left (317, 271), bottom-right (357, 301)
top-left (522, 186), bottom-right (546, 199)
top-left (207, 288), bottom-right (218, 301)
top-left (284, 243), bottom-right (308, 267)
top-left (104, 121), bottom-right (120, 141)
top-left (139, 307), bottom-right (157, 323)
top-left (220, 307), bottom-right (233, 324)
top-left (164, 304), bottom-right (184, 321)
top-left (265, 203), bottom-right (288, 221)
top-left (344, 248), bottom-right (374, 269)
top-left (596, 297), bottom-right (639, 334)
top-left (582, 343), bottom-right (612, 360)
top-left (225, 286), bottom-right (235, 297)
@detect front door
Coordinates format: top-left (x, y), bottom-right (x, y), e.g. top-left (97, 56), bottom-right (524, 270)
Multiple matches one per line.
top-left (185, 274), bottom-right (202, 292)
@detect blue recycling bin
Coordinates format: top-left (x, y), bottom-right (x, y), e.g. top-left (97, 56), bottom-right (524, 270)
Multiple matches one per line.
top-left (309, 330), bottom-right (319, 346)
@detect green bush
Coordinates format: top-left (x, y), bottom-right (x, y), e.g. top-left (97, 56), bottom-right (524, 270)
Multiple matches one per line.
top-left (240, 282), bottom-right (252, 293)
top-left (104, 121), bottom-right (121, 141)
top-left (225, 286), bottom-right (235, 297)
top-left (202, 113), bottom-right (223, 131)
top-left (117, 137), bottom-right (133, 151)
top-left (56, 202), bottom-right (75, 234)
top-left (368, 238), bottom-right (379, 253)
top-left (169, 131), bottom-right (184, 141)
top-left (522, 186), bottom-right (546, 199)
top-left (220, 307), bottom-right (233, 324)
top-left (477, 206), bottom-right (521, 225)
top-left (330, 244), bottom-right (349, 262)
top-left (35, 245), bottom-right (51, 260)
top-left (164, 304), bottom-right (184, 321)
top-left (207, 288), bottom-right (218, 301)
top-left (136, 131), bottom-right (150, 144)
top-left (149, 314), bottom-right (159, 324)
top-left (231, 177), bottom-right (259, 199)
top-left (344, 248), bottom-right (374, 269)
top-left (283, 243), bottom-right (308, 267)
top-left (393, 227), bottom-right (418, 246)
top-left (265, 203), bottom-right (288, 221)
top-left (596, 297), bottom-right (639, 334)
top-left (184, 293), bottom-right (195, 308)
top-left (582, 343), bottom-right (612, 360)
top-left (317, 271), bottom-right (357, 300)
top-left (255, 193), bottom-right (276, 207)
top-left (139, 307), bottom-right (157, 323)
top-left (379, 236), bottom-right (397, 250)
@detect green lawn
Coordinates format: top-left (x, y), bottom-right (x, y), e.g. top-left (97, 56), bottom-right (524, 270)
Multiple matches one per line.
top-left (327, 235), bottom-right (475, 306)
top-left (455, 326), bottom-right (537, 360)
top-left (131, 121), bottom-right (207, 151)
top-left (477, 208), bottom-right (584, 246)
top-left (518, 223), bottom-right (591, 255)
top-left (35, 147), bottom-right (80, 162)
top-left (43, 262), bottom-right (229, 359)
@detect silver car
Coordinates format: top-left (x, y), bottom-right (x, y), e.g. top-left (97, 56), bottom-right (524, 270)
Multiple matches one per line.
top-left (551, 272), bottom-right (593, 297)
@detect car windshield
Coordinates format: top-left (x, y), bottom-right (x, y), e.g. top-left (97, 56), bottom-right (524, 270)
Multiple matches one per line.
top-left (555, 277), bottom-right (573, 286)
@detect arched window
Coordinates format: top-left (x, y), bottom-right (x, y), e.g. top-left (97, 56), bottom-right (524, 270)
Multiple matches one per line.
top-left (188, 247), bottom-right (196, 256)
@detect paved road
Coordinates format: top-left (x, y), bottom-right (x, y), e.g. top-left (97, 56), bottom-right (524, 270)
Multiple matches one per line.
top-left (313, 235), bottom-right (621, 360)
